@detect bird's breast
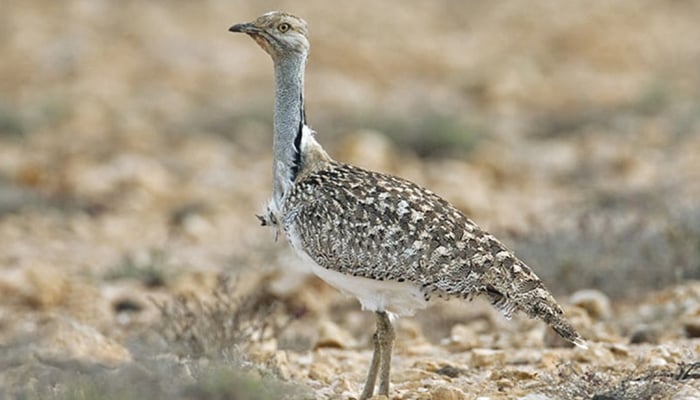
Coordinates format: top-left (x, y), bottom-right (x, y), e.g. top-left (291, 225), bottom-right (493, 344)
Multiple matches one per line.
top-left (282, 208), bottom-right (428, 316)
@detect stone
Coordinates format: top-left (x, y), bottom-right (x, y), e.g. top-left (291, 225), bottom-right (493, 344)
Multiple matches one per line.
top-left (308, 362), bottom-right (333, 383)
top-left (538, 351), bottom-right (562, 370)
top-left (569, 289), bottom-right (611, 320)
top-left (682, 317), bottom-right (700, 338)
top-left (431, 386), bottom-right (466, 400)
top-left (518, 395), bottom-right (555, 400)
top-left (267, 351), bottom-right (292, 381)
top-left (573, 343), bottom-right (615, 364)
top-left (315, 320), bottom-right (356, 349)
top-left (490, 368), bottom-right (538, 382)
top-left (607, 343), bottom-right (630, 357)
top-left (629, 326), bottom-right (659, 344)
top-left (433, 364), bottom-right (464, 378)
top-left (393, 368), bottom-right (433, 382)
top-left (470, 348), bottom-right (506, 367)
top-left (447, 324), bottom-right (480, 351)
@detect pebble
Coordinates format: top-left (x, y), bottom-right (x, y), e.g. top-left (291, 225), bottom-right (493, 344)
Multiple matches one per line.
top-left (402, 340), bottom-right (440, 356)
top-left (315, 320), bottom-right (356, 349)
top-left (309, 350), bottom-right (357, 386)
top-left (682, 317), bottom-right (700, 338)
top-left (308, 362), bottom-right (333, 383)
top-left (490, 368), bottom-right (537, 381)
top-left (393, 367), bottom-right (433, 382)
top-left (518, 395), bottom-right (555, 400)
top-left (538, 351), bottom-right (562, 370)
top-left (447, 324), bottom-right (480, 351)
top-left (431, 386), bottom-right (466, 400)
top-left (647, 356), bottom-right (668, 367)
top-left (629, 326), bottom-right (659, 344)
top-left (268, 351), bottom-right (292, 381)
top-left (569, 289), bottom-right (612, 319)
top-left (433, 365), bottom-right (464, 378)
top-left (573, 343), bottom-right (615, 364)
top-left (470, 348), bottom-right (506, 367)
top-left (648, 345), bottom-right (684, 364)
top-left (607, 343), bottom-right (630, 357)
top-left (333, 377), bottom-right (354, 394)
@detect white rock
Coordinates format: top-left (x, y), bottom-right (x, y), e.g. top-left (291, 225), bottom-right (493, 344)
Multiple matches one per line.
top-left (518, 394), bottom-right (555, 400)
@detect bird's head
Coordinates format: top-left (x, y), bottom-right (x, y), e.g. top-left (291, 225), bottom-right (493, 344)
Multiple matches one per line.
top-left (229, 11), bottom-right (309, 60)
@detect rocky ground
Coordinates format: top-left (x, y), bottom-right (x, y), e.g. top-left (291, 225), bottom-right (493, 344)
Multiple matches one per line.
top-left (1, 1), bottom-right (699, 399)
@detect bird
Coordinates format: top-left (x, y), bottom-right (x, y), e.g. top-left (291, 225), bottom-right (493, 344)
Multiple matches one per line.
top-left (229, 11), bottom-right (586, 399)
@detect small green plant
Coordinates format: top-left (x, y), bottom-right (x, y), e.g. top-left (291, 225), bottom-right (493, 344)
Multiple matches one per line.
top-left (368, 111), bottom-right (483, 158)
top-left (104, 249), bottom-right (170, 288)
top-left (0, 103), bottom-right (25, 137)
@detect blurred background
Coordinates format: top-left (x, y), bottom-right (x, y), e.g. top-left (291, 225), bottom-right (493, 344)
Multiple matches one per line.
top-left (1, 1), bottom-right (699, 399)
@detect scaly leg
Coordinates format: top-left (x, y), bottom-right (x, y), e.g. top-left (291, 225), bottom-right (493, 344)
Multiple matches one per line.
top-left (376, 311), bottom-right (395, 396)
top-left (359, 315), bottom-right (382, 400)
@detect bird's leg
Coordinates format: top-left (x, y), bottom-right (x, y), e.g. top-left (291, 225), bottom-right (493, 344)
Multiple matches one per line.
top-left (376, 311), bottom-right (395, 396)
top-left (359, 313), bottom-right (383, 400)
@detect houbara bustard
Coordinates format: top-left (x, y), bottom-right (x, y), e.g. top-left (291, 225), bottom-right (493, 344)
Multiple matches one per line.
top-left (229, 11), bottom-right (586, 399)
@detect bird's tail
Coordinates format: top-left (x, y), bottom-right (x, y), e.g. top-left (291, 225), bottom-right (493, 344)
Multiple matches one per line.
top-left (480, 258), bottom-right (587, 348)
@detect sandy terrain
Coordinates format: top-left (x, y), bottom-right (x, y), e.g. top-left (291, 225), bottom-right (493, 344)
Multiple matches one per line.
top-left (1, 1), bottom-right (699, 399)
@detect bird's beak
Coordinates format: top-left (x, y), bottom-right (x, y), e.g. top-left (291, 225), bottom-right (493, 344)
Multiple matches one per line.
top-left (229, 22), bottom-right (258, 34)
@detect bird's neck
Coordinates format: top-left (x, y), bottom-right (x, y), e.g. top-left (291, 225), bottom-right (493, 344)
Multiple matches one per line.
top-left (272, 54), bottom-right (307, 203)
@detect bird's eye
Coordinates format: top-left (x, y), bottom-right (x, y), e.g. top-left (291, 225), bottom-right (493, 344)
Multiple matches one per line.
top-left (278, 23), bottom-right (291, 33)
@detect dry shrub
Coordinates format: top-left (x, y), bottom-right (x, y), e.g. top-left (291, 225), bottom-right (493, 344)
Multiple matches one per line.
top-left (105, 249), bottom-right (171, 288)
top-left (544, 362), bottom-right (700, 400)
top-left (152, 274), bottom-right (287, 362)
